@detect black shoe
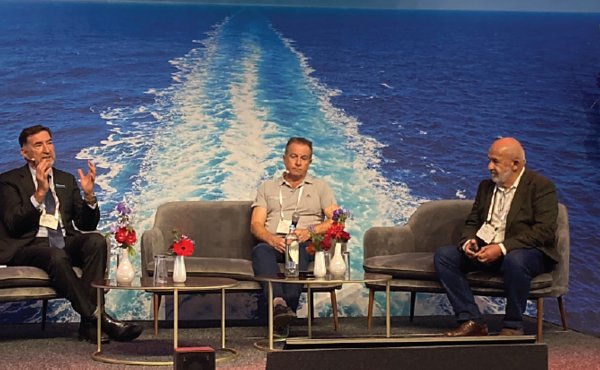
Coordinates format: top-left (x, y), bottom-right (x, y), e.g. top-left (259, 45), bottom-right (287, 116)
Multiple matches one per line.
top-left (100, 313), bottom-right (143, 342)
top-left (273, 304), bottom-right (295, 329)
top-left (274, 325), bottom-right (290, 339)
top-left (78, 320), bottom-right (110, 343)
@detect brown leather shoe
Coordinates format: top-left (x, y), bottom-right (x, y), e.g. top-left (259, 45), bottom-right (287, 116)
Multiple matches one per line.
top-left (498, 327), bottom-right (524, 336)
top-left (445, 320), bottom-right (489, 337)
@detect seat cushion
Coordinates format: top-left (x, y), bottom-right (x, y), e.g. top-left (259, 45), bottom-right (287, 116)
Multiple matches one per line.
top-left (363, 252), bottom-right (553, 293)
top-left (363, 252), bottom-right (438, 280)
top-left (0, 266), bottom-right (53, 288)
top-left (0, 287), bottom-right (60, 301)
top-left (466, 271), bottom-right (553, 290)
top-left (147, 256), bottom-right (255, 280)
top-left (0, 266), bottom-right (83, 289)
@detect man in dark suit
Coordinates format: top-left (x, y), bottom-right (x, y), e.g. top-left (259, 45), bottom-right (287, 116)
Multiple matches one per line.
top-left (0, 125), bottom-right (142, 342)
top-left (434, 137), bottom-right (558, 336)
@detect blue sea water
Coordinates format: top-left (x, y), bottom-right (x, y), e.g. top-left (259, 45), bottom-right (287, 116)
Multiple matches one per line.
top-left (0, 1), bottom-right (599, 335)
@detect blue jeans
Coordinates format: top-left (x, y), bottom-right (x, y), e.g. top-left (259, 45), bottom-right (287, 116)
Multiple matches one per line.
top-left (252, 241), bottom-right (312, 312)
top-left (433, 245), bottom-right (553, 329)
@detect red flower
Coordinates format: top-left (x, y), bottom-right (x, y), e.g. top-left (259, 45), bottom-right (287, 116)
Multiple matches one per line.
top-left (172, 237), bottom-right (195, 257)
top-left (326, 222), bottom-right (351, 242)
top-left (125, 229), bottom-right (137, 245)
top-left (322, 234), bottom-right (332, 251)
top-left (115, 227), bottom-right (128, 243)
top-left (306, 244), bottom-right (316, 255)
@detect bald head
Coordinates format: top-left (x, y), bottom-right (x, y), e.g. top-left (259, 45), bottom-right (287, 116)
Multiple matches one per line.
top-left (490, 137), bottom-right (526, 164)
top-left (487, 137), bottom-right (526, 187)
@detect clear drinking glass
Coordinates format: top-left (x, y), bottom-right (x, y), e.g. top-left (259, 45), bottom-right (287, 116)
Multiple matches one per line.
top-left (343, 251), bottom-right (351, 279)
top-left (153, 255), bottom-right (168, 284)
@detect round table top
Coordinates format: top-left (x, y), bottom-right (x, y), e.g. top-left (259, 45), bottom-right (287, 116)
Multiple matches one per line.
top-left (253, 272), bottom-right (392, 285)
top-left (92, 276), bottom-right (238, 292)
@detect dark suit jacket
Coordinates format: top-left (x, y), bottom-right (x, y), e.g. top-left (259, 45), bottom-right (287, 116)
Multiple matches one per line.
top-left (0, 165), bottom-right (100, 263)
top-left (460, 168), bottom-right (559, 262)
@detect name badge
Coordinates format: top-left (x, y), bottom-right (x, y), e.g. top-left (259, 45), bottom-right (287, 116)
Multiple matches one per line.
top-left (40, 213), bottom-right (59, 230)
top-left (476, 223), bottom-right (496, 244)
top-left (276, 219), bottom-right (292, 234)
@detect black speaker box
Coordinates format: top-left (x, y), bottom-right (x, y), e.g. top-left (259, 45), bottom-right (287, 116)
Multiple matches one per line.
top-left (174, 346), bottom-right (215, 370)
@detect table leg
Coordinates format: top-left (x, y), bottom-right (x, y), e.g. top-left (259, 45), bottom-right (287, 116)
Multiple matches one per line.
top-left (386, 280), bottom-right (391, 338)
top-left (221, 288), bottom-right (226, 349)
top-left (307, 285), bottom-right (312, 338)
top-left (268, 281), bottom-right (273, 350)
top-left (174, 289), bottom-right (179, 350)
top-left (96, 287), bottom-right (102, 353)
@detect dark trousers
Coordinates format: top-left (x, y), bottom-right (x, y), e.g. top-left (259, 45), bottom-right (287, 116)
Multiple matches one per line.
top-left (9, 233), bottom-right (107, 319)
top-left (433, 245), bottom-right (553, 329)
top-left (252, 241), bottom-right (312, 312)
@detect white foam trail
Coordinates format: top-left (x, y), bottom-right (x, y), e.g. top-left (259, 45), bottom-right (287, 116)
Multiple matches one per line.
top-left (220, 40), bottom-right (279, 199)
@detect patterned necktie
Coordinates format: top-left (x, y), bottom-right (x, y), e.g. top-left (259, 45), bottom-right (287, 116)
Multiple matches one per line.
top-left (44, 188), bottom-right (65, 249)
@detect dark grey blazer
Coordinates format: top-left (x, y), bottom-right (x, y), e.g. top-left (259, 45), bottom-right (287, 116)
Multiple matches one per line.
top-left (460, 168), bottom-right (559, 262)
top-left (0, 165), bottom-right (100, 263)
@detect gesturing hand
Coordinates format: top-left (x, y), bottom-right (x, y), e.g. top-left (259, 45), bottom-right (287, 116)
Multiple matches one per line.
top-left (33, 158), bottom-right (52, 203)
top-left (77, 160), bottom-right (96, 196)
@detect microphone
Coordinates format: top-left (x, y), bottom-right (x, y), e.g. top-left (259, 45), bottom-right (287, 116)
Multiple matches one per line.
top-left (291, 212), bottom-right (300, 228)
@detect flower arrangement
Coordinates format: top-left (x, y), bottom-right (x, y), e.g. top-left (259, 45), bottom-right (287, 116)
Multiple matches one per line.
top-left (170, 229), bottom-right (196, 257)
top-left (306, 207), bottom-right (352, 255)
top-left (111, 201), bottom-right (136, 257)
top-left (306, 224), bottom-right (329, 255)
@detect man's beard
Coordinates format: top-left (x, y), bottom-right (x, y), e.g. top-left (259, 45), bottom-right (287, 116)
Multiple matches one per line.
top-left (491, 170), bottom-right (510, 186)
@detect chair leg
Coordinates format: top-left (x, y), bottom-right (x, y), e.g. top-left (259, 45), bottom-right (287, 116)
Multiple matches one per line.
top-left (410, 292), bottom-right (416, 322)
top-left (536, 298), bottom-right (544, 343)
top-left (41, 299), bottom-right (49, 331)
top-left (367, 288), bottom-right (374, 330)
top-left (330, 291), bottom-right (339, 331)
top-left (310, 291), bottom-right (315, 323)
top-left (557, 296), bottom-right (568, 330)
top-left (153, 293), bottom-right (162, 336)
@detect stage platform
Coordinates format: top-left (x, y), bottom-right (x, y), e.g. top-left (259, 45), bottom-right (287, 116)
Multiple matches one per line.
top-left (0, 315), bottom-right (598, 369)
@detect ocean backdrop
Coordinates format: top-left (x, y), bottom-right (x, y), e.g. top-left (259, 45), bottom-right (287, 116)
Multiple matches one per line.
top-left (0, 1), bottom-right (599, 336)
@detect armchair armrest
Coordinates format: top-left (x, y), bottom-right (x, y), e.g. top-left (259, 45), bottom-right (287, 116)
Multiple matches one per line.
top-left (140, 228), bottom-right (166, 278)
top-left (363, 225), bottom-right (417, 259)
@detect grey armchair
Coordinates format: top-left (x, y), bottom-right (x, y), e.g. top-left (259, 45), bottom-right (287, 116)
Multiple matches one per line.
top-left (363, 199), bottom-right (569, 342)
top-left (140, 200), bottom-right (340, 333)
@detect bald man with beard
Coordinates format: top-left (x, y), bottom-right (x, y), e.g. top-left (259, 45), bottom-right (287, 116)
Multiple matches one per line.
top-left (434, 137), bottom-right (559, 337)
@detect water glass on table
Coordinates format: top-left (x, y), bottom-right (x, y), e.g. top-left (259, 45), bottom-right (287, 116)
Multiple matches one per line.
top-left (153, 255), bottom-right (168, 284)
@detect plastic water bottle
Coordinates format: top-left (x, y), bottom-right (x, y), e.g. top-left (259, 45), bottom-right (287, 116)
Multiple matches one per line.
top-left (285, 224), bottom-right (300, 278)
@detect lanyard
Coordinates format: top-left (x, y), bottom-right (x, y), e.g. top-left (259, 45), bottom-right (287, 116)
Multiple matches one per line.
top-left (279, 184), bottom-right (303, 220)
top-left (485, 188), bottom-right (498, 223)
top-left (486, 186), bottom-right (511, 224)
